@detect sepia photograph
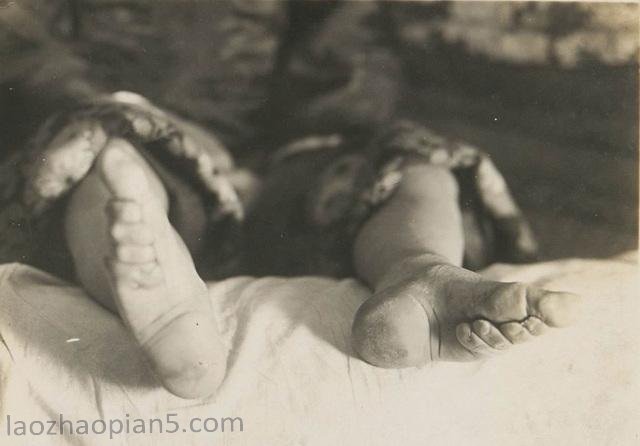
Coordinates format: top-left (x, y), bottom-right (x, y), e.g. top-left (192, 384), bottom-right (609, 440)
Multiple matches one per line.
top-left (0, 0), bottom-right (638, 444)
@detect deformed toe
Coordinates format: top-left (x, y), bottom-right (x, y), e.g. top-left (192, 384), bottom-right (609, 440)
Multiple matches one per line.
top-left (131, 262), bottom-right (164, 288)
top-left (499, 322), bottom-right (532, 344)
top-left (522, 316), bottom-right (547, 336)
top-left (456, 322), bottom-right (493, 355)
top-left (110, 222), bottom-right (155, 245)
top-left (472, 320), bottom-right (510, 350)
top-left (116, 244), bottom-right (156, 263)
top-left (107, 259), bottom-right (163, 290)
top-left (472, 319), bottom-right (491, 336)
top-left (535, 290), bottom-right (582, 327)
top-left (107, 200), bottom-right (143, 223)
top-left (105, 258), bottom-right (139, 290)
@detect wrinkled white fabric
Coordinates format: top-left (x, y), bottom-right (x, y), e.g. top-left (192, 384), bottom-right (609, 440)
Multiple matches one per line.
top-left (0, 253), bottom-right (637, 445)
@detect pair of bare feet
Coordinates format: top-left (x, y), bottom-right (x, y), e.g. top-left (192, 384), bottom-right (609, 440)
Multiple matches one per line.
top-left (68, 139), bottom-right (580, 398)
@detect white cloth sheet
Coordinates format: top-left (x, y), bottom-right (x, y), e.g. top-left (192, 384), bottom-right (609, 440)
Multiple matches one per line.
top-left (0, 253), bottom-right (637, 445)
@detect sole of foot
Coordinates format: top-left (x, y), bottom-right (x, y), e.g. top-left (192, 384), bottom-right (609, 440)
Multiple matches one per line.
top-left (97, 139), bottom-right (227, 398)
top-left (352, 263), bottom-right (581, 367)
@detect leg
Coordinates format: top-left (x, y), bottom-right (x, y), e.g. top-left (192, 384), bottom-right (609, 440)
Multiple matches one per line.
top-left (65, 139), bottom-right (226, 398)
top-left (351, 162), bottom-right (581, 367)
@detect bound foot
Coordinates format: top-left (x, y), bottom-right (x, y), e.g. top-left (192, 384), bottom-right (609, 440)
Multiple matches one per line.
top-left (97, 139), bottom-right (226, 398)
top-left (352, 258), bottom-right (581, 367)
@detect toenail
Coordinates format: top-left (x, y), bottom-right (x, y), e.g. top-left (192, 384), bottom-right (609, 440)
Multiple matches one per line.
top-left (110, 225), bottom-right (123, 240)
top-left (473, 320), bottom-right (490, 335)
top-left (456, 323), bottom-right (472, 342)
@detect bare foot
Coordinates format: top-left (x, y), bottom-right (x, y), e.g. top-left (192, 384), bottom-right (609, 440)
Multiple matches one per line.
top-left (352, 258), bottom-right (581, 367)
top-left (97, 139), bottom-right (226, 398)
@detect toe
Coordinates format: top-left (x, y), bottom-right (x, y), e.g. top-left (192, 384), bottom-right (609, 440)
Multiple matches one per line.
top-left (116, 244), bottom-right (156, 263)
top-left (522, 316), bottom-right (548, 336)
top-left (107, 200), bottom-right (143, 223)
top-left (110, 222), bottom-right (155, 245)
top-left (481, 282), bottom-right (529, 322)
top-left (481, 281), bottom-right (581, 329)
top-left (107, 260), bottom-right (163, 289)
top-left (528, 288), bottom-right (581, 327)
top-left (471, 320), bottom-right (510, 350)
top-left (456, 322), bottom-right (495, 355)
top-left (131, 262), bottom-right (164, 288)
top-left (105, 258), bottom-right (139, 290)
top-left (499, 322), bottom-right (533, 344)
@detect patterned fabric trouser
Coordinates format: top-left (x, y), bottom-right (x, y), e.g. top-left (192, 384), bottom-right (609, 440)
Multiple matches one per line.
top-left (0, 97), bottom-right (538, 281)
